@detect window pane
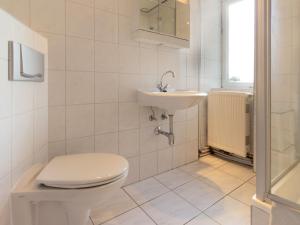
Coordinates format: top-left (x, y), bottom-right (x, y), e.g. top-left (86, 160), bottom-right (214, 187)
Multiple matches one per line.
top-left (228, 0), bottom-right (254, 83)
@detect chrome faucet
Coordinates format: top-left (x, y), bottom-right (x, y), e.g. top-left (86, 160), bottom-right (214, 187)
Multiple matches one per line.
top-left (157, 70), bottom-right (175, 92)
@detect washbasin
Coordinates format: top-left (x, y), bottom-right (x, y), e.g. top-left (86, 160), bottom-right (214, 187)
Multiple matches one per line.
top-left (137, 89), bottom-right (207, 114)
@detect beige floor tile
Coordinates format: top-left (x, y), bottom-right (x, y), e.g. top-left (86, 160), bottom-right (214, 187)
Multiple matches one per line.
top-left (199, 169), bottom-right (244, 194)
top-left (124, 177), bottom-right (169, 205)
top-left (91, 189), bottom-right (137, 225)
top-left (205, 196), bottom-right (251, 225)
top-left (199, 155), bottom-right (228, 168)
top-left (175, 179), bottom-right (224, 211)
top-left (248, 176), bottom-right (256, 185)
top-left (179, 161), bottom-right (216, 177)
top-left (230, 182), bottom-right (256, 206)
top-left (218, 163), bottom-right (255, 181)
top-left (141, 192), bottom-right (200, 225)
top-left (154, 168), bottom-right (194, 189)
top-left (186, 213), bottom-right (219, 225)
top-left (102, 208), bottom-right (155, 225)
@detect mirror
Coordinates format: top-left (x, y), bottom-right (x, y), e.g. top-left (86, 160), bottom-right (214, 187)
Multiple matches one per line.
top-left (138, 0), bottom-right (190, 40)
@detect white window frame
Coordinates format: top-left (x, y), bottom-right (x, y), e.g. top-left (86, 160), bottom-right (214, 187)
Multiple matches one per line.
top-left (222, 0), bottom-right (255, 89)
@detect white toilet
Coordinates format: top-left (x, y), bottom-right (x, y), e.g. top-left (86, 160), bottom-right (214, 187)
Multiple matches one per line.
top-left (11, 153), bottom-right (129, 225)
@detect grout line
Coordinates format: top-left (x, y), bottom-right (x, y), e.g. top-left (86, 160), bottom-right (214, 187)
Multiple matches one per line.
top-left (139, 206), bottom-right (159, 225)
top-left (93, 0), bottom-right (96, 153)
top-left (64, 0), bottom-right (68, 155)
top-left (97, 205), bottom-right (140, 225)
top-left (122, 185), bottom-right (170, 207)
top-left (122, 188), bottom-right (158, 225)
top-left (89, 216), bottom-right (95, 225)
top-left (183, 211), bottom-right (222, 225)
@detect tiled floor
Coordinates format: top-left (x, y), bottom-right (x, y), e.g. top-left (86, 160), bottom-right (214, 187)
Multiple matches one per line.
top-left (91, 155), bottom-right (256, 225)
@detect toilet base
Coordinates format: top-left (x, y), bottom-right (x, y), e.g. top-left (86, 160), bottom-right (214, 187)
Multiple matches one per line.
top-left (12, 199), bottom-right (92, 225)
top-left (11, 164), bottom-right (128, 225)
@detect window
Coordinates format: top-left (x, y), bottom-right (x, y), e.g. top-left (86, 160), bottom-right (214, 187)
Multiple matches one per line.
top-left (222, 0), bottom-right (255, 88)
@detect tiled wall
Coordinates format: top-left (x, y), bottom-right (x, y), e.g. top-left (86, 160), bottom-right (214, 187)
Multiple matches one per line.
top-left (198, 0), bottom-right (222, 148)
top-left (0, 9), bottom-right (48, 225)
top-left (0, 0), bottom-right (201, 185)
top-left (270, 0), bottom-right (300, 179)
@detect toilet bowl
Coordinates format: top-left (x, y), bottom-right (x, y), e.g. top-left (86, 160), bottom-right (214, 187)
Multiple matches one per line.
top-left (11, 153), bottom-right (129, 225)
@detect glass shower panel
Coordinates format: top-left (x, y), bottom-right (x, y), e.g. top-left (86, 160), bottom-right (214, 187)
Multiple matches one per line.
top-left (270, 0), bottom-right (300, 206)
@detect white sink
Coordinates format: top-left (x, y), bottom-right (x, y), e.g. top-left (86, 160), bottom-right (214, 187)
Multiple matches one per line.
top-left (137, 89), bottom-right (207, 114)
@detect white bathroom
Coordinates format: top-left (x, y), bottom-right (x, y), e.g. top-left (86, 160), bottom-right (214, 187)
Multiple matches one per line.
top-left (0, 0), bottom-right (299, 225)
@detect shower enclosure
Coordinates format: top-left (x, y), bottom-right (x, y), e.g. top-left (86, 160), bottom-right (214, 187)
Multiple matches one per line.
top-left (255, 0), bottom-right (300, 217)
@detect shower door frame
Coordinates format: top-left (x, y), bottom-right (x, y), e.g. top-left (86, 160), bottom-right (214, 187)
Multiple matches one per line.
top-left (255, 0), bottom-right (300, 210)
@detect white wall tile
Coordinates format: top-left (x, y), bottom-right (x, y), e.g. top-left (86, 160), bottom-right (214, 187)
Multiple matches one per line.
top-left (140, 47), bottom-right (158, 75)
top-left (11, 112), bottom-right (34, 170)
top-left (95, 132), bottom-right (118, 154)
top-left (12, 82), bottom-right (34, 115)
top-left (41, 33), bottom-right (66, 70)
top-left (173, 143), bottom-right (187, 167)
top-left (0, 59), bottom-right (11, 119)
top-left (140, 126), bottom-right (157, 154)
top-left (67, 2), bottom-right (94, 39)
top-left (119, 129), bottom-right (139, 157)
top-left (31, 0), bottom-right (66, 34)
top-left (174, 122), bottom-right (187, 145)
top-left (66, 104), bottom-right (94, 139)
top-left (66, 136), bottom-right (95, 154)
top-left (0, 10), bottom-right (12, 60)
top-left (48, 70), bottom-right (66, 107)
top-left (0, 118), bottom-right (11, 179)
top-left (95, 0), bottom-right (117, 13)
top-left (140, 152), bottom-right (158, 180)
top-left (119, 102), bottom-right (139, 130)
top-left (119, 45), bottom-right (139, 74)
top-left (118, 15), bottom-right (138, 46)
top-left (0, 175), bottom-right (11, 225)
top-left (5, 0), bottom-right (30, 25)
top-left (95, 73), bottom-right (118, 103)
top-left (49, 106), bottom-right (66, 142)
top-left (186, 140), bottom-right (198, 163)
top-left (158, 148), bottom-right (173, 173)
top-left (95, 9), bottom-right (118, 43)
top-left (34, 145), bottom-right (48, 164)
top-left (95, 103), bottom-right (118, 134)
top-left (118, 0), bottom-right (137, 18)
top-left (187, 120), bottom-right (198, 141)
top-left (48, 141), bottom-right (66, 159)
top-left (35, 108), bottom-right (48, 151)
top-left (66, 71), bottom-right (94, 105)
top-left (95, 42), bottom-right (119, 72)
top-left (119, 74), bottom-right (142, 102)
top-left (66, 37), bottom-right (94, 71)
top-left (68, 0), bottom-right (94, 7)
top-left (125, 156), bottom-right (140, 185)
top-left (34, 80), bottom-right (48, 109)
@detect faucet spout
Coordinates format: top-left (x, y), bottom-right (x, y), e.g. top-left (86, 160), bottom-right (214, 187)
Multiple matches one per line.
top-left (157, 70), bottom-right (175, 92)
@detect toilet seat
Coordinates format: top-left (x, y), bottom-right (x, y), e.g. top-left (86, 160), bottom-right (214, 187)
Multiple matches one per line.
top-left (36, 153), bottom-right (129, 189)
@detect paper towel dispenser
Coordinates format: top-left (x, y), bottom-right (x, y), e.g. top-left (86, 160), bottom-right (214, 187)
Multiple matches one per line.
top-left (8, 41), bottom-right (44, 82)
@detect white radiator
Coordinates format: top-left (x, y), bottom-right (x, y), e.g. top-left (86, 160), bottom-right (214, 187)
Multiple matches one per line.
top-left (207, 91), bottom-right (252, 158)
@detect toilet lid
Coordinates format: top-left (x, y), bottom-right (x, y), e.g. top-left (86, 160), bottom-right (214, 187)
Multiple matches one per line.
top-left (36, 153), bottom-right (129, 188)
